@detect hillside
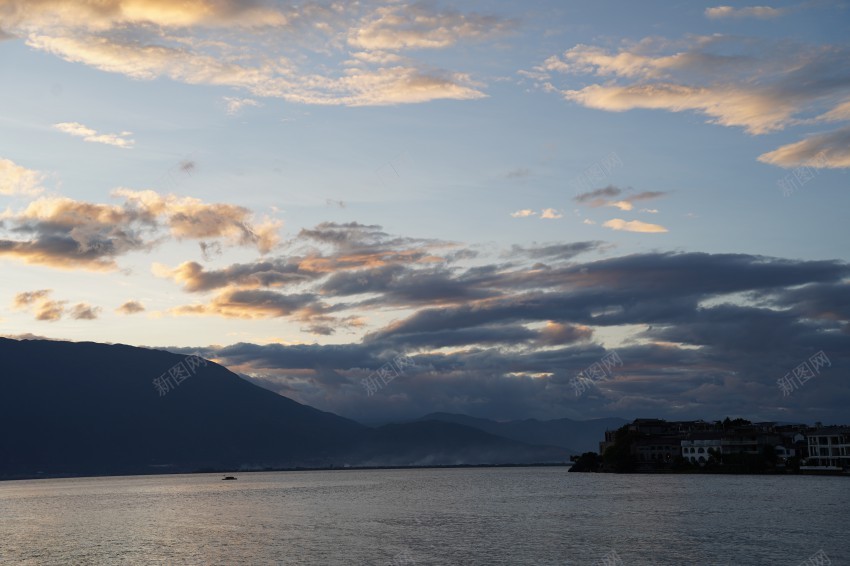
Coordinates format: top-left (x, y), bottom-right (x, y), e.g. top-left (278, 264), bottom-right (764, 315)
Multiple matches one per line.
top-left (0, 338), bottom-right (568, 479)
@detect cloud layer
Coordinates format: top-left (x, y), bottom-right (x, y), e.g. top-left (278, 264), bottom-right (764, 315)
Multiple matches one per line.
top-left (1, 0), bottom-right (514, 106)
top-left (0, 190), bottom-right (279, 270)
top-left (158, 236), bottom-right (850, 425)
top-left (532, 34), bottom-right (850, 168)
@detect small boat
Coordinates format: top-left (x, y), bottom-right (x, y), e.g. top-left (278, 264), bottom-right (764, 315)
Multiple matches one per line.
top-left (222, 475), bottom-right (237, 480)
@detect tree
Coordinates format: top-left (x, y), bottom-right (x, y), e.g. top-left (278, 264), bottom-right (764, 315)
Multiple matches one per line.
top-left (603, 424), bottom-right (638, 473)
top-left (569, 452), bottom-right (602, 472)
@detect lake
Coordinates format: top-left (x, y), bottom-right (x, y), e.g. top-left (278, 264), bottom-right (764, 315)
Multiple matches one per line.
top-left (0, 467), bottom-right (846, 565)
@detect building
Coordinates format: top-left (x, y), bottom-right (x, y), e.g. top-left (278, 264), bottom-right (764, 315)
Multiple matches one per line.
top-left (802, 427), bottom-right (850, 471)
top-left (598, 418), bottom-right (849, 473)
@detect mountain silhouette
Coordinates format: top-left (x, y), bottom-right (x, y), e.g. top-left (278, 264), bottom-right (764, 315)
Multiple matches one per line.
top-left (0, 338), bottom-right (568, 479)
top-left (415, 412), bottom-right (629, 454)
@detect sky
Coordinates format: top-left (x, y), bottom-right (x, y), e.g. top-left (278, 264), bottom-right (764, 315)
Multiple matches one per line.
top-left (1, 0), bottom-right (849, 425)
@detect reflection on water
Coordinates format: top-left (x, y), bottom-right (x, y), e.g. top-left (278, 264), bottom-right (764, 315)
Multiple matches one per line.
top-left (0, 468), bottom-right (847, 565)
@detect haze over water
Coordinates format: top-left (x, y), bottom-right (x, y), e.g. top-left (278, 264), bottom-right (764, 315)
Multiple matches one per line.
top-left (1, 468), bottom-right (846, 565)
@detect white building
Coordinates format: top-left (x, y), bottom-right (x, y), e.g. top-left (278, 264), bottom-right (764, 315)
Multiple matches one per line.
top-left (681, 438), bottom-right (722, 466)
top-left (803, 427), bottom-right (850, 471)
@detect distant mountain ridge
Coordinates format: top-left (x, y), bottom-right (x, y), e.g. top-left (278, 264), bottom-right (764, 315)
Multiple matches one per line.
top-left (415, 412), bottom-right (629, 454)
top-left (0, 338), bottom-right (568, 479)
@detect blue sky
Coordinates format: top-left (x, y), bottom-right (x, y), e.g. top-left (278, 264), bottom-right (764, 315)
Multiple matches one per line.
top-left (1, 0), bottom-right (849, 424)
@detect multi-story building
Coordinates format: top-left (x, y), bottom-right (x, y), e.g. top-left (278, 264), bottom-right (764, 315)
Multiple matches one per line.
top-left (802, 427), bottom-right (850, 471)
top-left (599, 418), bottom-right (848, 473)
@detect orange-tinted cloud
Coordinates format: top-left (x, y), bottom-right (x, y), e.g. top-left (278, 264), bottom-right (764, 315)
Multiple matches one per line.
top-left (603, 218), bottom-right (669, 233)
top-left (0, 158), bottom-right (44, 196)
top-left (4, 0), bottom-right (497, 106)
top-left (0, 191), bottom-right (280, 270)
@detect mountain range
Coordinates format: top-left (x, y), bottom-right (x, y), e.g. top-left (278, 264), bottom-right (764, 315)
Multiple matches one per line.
top-left (0, 338), bottom-right (621, 479)
top-left (414, 412), bottom-right (628, 454)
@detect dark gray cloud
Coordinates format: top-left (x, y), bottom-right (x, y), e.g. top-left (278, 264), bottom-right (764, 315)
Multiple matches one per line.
top-left (161, 248), bottom-right (850, 426)
top-left (574, 185), bottom-right (622, 203)
top-left (574, 185), bottom-right (668, 209)
top-left (507, 241), bottom-right (606, 262)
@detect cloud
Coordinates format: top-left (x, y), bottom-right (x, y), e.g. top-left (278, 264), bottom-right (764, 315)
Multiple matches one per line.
top-left (170, 288), bottom-right (323, 320)
top-left (563, 82), bottom-right (791, 135)
top-left (12, 289), bottom-right (52, 308)
top-left (540, 208), bottom-right (563, 219)
top-left (535, 322), bottom-right (593, 346)
top-left (510, 209), bottom-right (536, 218)
top-left (705, 6), bottom-right (786, 19)
top-left (602, 218), bottom-right (669, 233)
top-left (574, 186), bottom-right (622, 206)
top-left (158, 250), bottom-right (850, 424)
top-left (149, 226), bottom-right (849, 426)
top-left (0, 196), bottom-right (153, 270)
top-left (35, 300), bottom-right (66, 321)
top-left (53, 122), bottom-right (134, 148)
top-left (70, 303), bottom-right (101, 320)
top-left (0, 158), bottom-right (45, 196)
top-left (158, 222), bottom-right (463, 324)
top-left (115, 189), bottom-right (281, 253)
top-left (10, 289), bottom-right (93, 321)
top-left (153, 259), bottom-right (315, 293)
top-left (116, 300), bottom-right (145, 314)
top-left (223, 97), bottom-right (261, 115)
top-left (0, 190), bottom-right (280, 270)
top-left (7, 0), bottom-right (503, 106)
top-left (758, 126), bottom-right (850, 169)
top-left (508, 242), bottom-right (605, 262)
top-left (575, 186), bottom-right (667, 210)
top-left (0, 0), bottom-right (292, 30)
top-left (534, 35), bottom-right (850, 163)
top-left (348, 4), bottom-right (517, 50)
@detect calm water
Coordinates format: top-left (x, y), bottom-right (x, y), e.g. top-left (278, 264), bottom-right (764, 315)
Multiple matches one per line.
top-left (0, 468), bottom-right (847, 565)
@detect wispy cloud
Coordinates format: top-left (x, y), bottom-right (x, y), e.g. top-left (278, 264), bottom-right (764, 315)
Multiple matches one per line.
top-left (705, 5), bottom-right (787, 19)
top-left (224, 97), bottom-right (261, 115)
top-left (602, 218), bottom-right (669, 233)
top-left (0, 158), bottom-right (44, 195)
top-left (510, 209), bottom-right (536, 218)
top-left (53, 122), bottom-right (134, 148)
top-left (540, 208), bottom-right (563, 219)
top-left (348, 4), bottom-right (517, 50)
top-left (116, 300), bottom-right (146, 315)
top-left (574, 186), bottom-right (667, 210)
top-left (758, 126), bottom-right (850, 169)
top-left (6, 1), bottom-right (509, 106)
top-left (532, 35), bottom-right (850, 168)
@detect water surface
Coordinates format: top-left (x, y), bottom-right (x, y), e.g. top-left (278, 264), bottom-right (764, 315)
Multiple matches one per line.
top-left (0, 468), bottom-right (846, 565)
